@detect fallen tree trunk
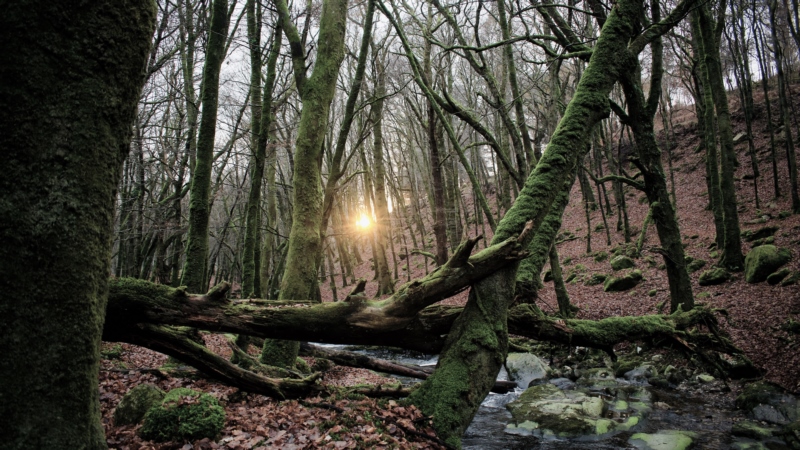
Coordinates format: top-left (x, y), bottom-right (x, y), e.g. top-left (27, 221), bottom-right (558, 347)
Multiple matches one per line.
top-left (104, 275), bottom-right (746, 392)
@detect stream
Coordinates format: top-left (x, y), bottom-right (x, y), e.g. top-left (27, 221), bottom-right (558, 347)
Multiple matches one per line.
top-left (319, 344), bottom-right (788, 450)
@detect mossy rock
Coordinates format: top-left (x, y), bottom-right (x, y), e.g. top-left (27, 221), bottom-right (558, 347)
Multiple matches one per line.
top-left (612, 243), bottom-right (639, 259)
top-left (732, 420), bottom-right (777, 440)
top-left (696, 292), bottom-right (711, 299)
top-left (505, 353), bottom-right (550, 388)
top-left (114, 384), bottom-right (165, 426)
top-left (648, 289), bottom-right (657, 297)
top-left (686, 259), bottom-right (707, 273)
top-left (710, 250), bottom-right (720, 259)
top-left (564, 272), bottom-right (577, 283)
top-left (543, 270), bottom-right (553, 282)
top-left (628, 430), bottom-right (696, 450)
top-left (745, 245), bottom-right (792, 283)
top-left (593, 251), bottom-right (608, 262)
top-left (140, 388), bottom-right (225, 442)
top-left (736, 381), bottom-right (800, 426)
top-left (584, 273), bottom-right (608, 286)
top-left (741, 225), bottom-right (780, 242)
top-left (767, 268), bottom-right (792, 286)
top-left (751, 236), bottom-right (775, 247)
top-left (779, 211), bottom-right (793, 220)
top-left (698, 268), bottom-right (731, 286)
top-left (610, 255), bottom-right (636, 271)
top-left (782, 271), bottom-right (800, 287)
top-left (603, 269), bottom-right (643, 292)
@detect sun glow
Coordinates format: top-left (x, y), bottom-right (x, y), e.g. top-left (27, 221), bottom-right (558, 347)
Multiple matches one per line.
top-left (356, 214), bottom-right (372, 230)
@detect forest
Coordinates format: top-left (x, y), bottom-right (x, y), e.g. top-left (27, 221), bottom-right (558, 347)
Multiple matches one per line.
top-left (2, 0), bottom-right (800, 448)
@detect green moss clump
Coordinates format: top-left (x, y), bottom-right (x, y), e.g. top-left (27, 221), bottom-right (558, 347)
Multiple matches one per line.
top-left (603, 270), bottom-right (643, 292)
top-left (767, 268), bottom-right (792, 285)
top-left (744, 245), bottom-right (792, 283)
top-left (735, 381), bottom-right (783, 412)
top-left (698, 268), bottom-right (730, 286)
top-left (593, 251), bottom-right (608, 262)
top-left (585, 273), bottom-right (608, 286)
top-left (782, 271), bottom-right (800, 286)
top-left (741, 225), bottom-right (779, 242)
top-left (686, 259), bottom-right (707, 273)
top-left (696, 292), bottom-right (711, 299)
top-left (140, 388), bottom-right (225, 442)
top-left (648, 289), bottom-right (657, 297)
top-left (114, 384), bottom-right (165, 426)
top-left (610, 255), bottom-right (635, 271)
top-left (295, 357), bottom-right (312, 374)
top-left (101, 344), bottom-right (123, 360)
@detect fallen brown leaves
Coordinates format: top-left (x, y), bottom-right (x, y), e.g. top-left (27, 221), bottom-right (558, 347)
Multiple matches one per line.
top-left (100, 343), bottom-right (446, 449)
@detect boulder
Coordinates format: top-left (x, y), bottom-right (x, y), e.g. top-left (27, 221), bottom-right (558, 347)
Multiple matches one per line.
top-left (505, 383), bottom-right (647, 437)
top-left (113, 384), bottom-right (165, 426)
top-left (782, 271), bottom-right (800, 287)
top-left (698, 268), bottom-right (730, 286)
top-left (736, 382), bottom-right (800, 426)
top-left (629, 430), bottom-right (696, 450)
top-left (584, 273), bottom-right (607, 286)
top-left (686, 258), bottom-right (707, 273)
top-left (767, 268), bottom-right (792, 285)
top-left (741, 225), bottom-right (779, 242)
top-left (505, 353), bottom-right (550, 388)
top-left (610, 255), bottom-right (636, 271)
top-left (745, 245), bottom-right (792, 283)
top-left (140, 388), bottom-right (226, 442)
top-left (731, 420), bottom-right (777, 440)
top-left (603, 269), bottom-right (643, 292)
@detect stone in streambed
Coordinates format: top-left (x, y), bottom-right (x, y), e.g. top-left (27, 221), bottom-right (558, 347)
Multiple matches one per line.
top-left (628, 430), bottom-right (696, 450)
top-left (505, 352), bottom-right (549, 389)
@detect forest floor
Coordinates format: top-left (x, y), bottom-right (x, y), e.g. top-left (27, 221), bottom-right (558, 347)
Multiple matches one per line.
top-left (100, 83), bottom-right (800, 449)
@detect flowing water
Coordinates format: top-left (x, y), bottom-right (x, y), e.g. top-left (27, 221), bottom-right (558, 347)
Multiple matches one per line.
top-left (329, 345), bottom-right (755, 449)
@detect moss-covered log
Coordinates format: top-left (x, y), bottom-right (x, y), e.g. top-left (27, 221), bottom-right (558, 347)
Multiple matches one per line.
top-left (105, 324), bottom-right (321, 399)
top-left (0, 2), bottom-right (156, 447)
top-left (106, 232), bottom-right (529, 352)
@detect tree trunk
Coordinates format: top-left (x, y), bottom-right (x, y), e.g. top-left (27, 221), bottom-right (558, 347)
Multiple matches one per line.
top-left (0, 1), bottom-right (155, 447)
top-left (181, 0), bottom-right (230, 293)
top-left (371, 56), bottom-right (395, 296)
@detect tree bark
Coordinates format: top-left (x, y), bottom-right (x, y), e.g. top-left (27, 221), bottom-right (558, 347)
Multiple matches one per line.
top-left (0, 1), bottom-right (155, 447)
top-left (181, 0), bottom-right (230, 292)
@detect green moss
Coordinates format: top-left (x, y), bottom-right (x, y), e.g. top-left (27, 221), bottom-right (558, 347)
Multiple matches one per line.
top-left (744, 245), bottom-right (792, 283)
top-left (767, 268), bottom-right (791, 285)
top-left (610, 255), bottom-right (636, 271)
top-left (585, 273), bottom-right (608, 286)
top-left (603, 269), bottom-right (643, 292)
top-left (648, 289), bottom-right (657, 297)
top-left (741, 225), bottom-right (779, 242)
top-left (782, 271), bottom-right (800, 286)
top-left (698, 268), bottom-right (730, 286)
top-left (686, 259), bottom-right (707, 273)
top-left (593, 251), bottom-right (608, 262)
top-left (114, 384), bottom-right (165, 426)
top-left (696, 292), bottom-right (711, 299)
top-left (294, 357), bottom-right (311, 374)
top-left (140, 388), bottom-right (225, 442)
top-left (736, 381), bottom-right (783, 412)
top-left (259, 339), bottom-right (301, 368)
top-left (101, 344), bottom-right (124, 360)
top-left (732, 420), bottom-right (776, 439)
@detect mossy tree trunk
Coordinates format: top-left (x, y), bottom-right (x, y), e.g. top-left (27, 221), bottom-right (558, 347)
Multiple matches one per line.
top-left (694, 4), bottom-right (744, 270)
top-left (181, 0), bottom-right (230, 293)
top-left (0, 1), bottom-right (155, 447)
top-left (242, 14), bottom-right (282, 299)
top-left (370, 55), bottom-right (395, 296)
top-left (276, 0), bottom-right (348, 301)
top-left (261, 0), bottom-right (349, 368)
top-left (616, 1), bottom-right (694, 312)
